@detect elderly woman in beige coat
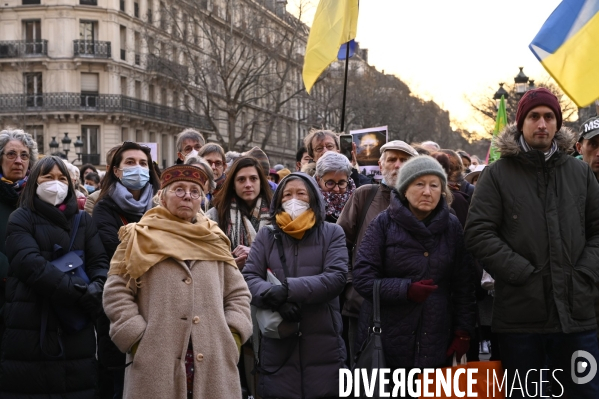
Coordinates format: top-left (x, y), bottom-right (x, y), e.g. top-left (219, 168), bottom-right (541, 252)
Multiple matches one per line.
top-left (103, 165), bottom-right (252, 399)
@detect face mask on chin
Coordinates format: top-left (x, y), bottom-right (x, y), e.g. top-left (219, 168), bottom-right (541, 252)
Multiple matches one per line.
top-left (282, 198), bottom-right (310, 220)
top-left (37, 180), bottom-right (69, 206)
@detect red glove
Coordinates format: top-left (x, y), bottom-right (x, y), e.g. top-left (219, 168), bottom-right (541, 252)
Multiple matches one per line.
top-left (407, 279), bottom-right (438, 303)
top-left (446, 330), bottom-right (470, 358)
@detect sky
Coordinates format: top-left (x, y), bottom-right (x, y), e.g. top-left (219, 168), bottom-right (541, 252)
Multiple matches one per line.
top-left (288, 0), bottom-right (564, 135)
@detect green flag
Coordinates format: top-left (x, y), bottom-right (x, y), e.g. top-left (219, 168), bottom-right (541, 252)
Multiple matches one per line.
top-left (487, 95), bottom-right (507, 163)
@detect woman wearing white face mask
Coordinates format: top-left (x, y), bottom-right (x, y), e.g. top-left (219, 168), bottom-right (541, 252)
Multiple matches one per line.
top-left (91, 141), bottom-right (160, 399)
top-left (2, 156), bottom-right (109, 398)
top-left (242, 172), bottom-right (348, 399)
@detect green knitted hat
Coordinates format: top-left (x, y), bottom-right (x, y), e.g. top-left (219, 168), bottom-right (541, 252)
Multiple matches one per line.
top-left (395, 155), bottom-right (447, 195)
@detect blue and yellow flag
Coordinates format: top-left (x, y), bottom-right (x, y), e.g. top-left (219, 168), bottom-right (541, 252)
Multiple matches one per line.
top-left (530, 0), bottom-right (599, 107)
top-left (302, 0), bottom-right (359, 94)
top-left (486, 95), bottom-right (507, 164)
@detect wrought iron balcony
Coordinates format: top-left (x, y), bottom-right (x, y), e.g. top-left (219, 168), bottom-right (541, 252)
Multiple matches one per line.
top-left (147, 54), bottom-right (189, 80)
top-left (0, 93), bottom-right (212, 131)
top-left (73, 40), bottom-right (111, 58)
top-left (0, 40), bottom-right (48, 58)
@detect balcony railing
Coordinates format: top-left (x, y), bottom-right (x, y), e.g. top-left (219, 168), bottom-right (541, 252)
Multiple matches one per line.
top-left (0, 40), bottom-right (48, 58)
top-left (0, 93), bottom-right (212, 130)
top-left (147, 54), bottom-right (188, 80)
top-left (73, 40), bottom-right (111, 58)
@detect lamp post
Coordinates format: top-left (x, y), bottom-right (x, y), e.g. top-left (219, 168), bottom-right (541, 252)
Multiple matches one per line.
top-left (61, 132), bottom-right (72, 160)
top-left (74, 136), bottom-right (84, 163)
top-left (514, 67), bottom-right (529, 95)
top-left (49, 136), bottom-right (59, 154)
top-left (493, 83), bottom-right (509, 110)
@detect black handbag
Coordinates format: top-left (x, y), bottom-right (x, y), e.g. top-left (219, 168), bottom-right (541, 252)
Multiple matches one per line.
top-left (353, 279), bottom-right (386, 397)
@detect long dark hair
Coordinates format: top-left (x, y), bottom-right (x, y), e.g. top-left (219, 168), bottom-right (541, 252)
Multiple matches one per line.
top-left (271, 175), bottom-right (323, 225)
top-left (213, 156), bottom-right (272, 232)
top-left (19, 156), bottom-right (76, 211)
top-left (98, 141), bottom-right (160, 201)
top-left (79, 163), bottom-right (98, 183)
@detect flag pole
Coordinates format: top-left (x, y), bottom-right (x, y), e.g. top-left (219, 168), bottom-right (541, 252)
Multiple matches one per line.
top-left (340, 41), bottom-right (350, 132)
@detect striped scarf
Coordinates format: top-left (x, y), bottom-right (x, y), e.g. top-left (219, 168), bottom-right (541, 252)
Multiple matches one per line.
top-left (226, 196), bottom-right (270, 249)
top-left (519, 134), bottom-right (558, 161)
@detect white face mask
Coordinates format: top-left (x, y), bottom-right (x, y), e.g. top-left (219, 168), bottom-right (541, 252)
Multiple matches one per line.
top-left (184, 149), bottom-right (199, 162)
top-left (37, 180), bottom-right (69, 206)
top-left (282, 198), bottom-right (310, 220)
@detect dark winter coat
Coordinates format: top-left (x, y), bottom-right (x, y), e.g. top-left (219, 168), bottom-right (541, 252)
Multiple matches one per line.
top-left (243, 173), bottom-right (348, 399)
top-left (465, 124), bottom-right (599, 334)
top-left (92, 195), bottom-right (143, 370)
top-left (353, 193), bottom-right (475, 370)
top-left (1, 196), bottom-right (108, 398)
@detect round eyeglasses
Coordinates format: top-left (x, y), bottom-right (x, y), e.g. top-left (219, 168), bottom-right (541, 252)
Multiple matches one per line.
top-left (169, 187), bottom-right (202, 199)
top-left (1, 151), bottom-right (30, 161)
top-left (324, 179), bottom-right (348, 189)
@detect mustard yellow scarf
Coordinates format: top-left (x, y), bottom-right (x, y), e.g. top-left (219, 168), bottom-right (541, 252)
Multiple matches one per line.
top-left (275, 210), bottom-right (316, 240)
top-left (109, 206), bottom-right (236, 282)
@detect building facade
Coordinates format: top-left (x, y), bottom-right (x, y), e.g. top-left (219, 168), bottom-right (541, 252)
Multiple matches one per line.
top-left (0, 0), bottom-right (344, 168)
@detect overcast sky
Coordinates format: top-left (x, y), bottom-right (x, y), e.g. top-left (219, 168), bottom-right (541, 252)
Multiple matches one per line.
top-left (288, 0), bottom-right (564, 134)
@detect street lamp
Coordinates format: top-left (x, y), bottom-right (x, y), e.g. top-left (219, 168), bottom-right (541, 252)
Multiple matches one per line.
top-left (49, 137), bottom-right (59, 153)
top-left (61, 132), bottom-right (72, 159)
top-left (74, 136), bottom-right (84, 163)
top-left (493, 83), bottom-right (509, 110)
top-left (514, 67), bottom-right (529, 95)
top-left (528, 79), bottom-right (536, 91)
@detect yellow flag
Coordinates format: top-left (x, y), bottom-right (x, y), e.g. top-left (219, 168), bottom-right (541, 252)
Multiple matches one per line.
top-left (302, 0), bottom-right (359, 94)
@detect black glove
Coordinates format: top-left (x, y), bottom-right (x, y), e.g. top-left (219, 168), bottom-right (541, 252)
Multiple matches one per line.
top-left (278, 302), bottom-right (302, 322)
top-left (75, 280), bottom-right (105, 317)
top-left (260, 284), bottom-right (288, 310)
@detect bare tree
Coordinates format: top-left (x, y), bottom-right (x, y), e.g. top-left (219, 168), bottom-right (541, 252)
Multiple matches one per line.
top-left (140, 0), bottom-right (311, 152)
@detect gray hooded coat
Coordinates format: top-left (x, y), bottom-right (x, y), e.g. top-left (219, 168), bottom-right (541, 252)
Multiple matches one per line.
top-left (465, 124), bottom-right (599, 333)
top-left (243, 172), bottom-right (348, 399)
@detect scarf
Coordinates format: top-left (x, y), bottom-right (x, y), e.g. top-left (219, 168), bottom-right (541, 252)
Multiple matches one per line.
top-left (275, 210), bottom-right (316, 240)
top-left (226, 196), bottom-right (270, 249)
top-left (108, 206), bottom-right (236, 285)
top-left (110, 182), bottom-right (154, 216)
top-left (0, 172), bottom-right (28, 207)
top-left (321, 177), bottom-right (355, 220)
top-left (518, 134), bottom-right (558, 161)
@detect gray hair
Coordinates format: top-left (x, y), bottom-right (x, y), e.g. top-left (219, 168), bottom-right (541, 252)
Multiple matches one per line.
top-left (225, 151), bottom-right (241, 168)
top-left (421, 140), bottom-right (440, 151)
top-left (176, 128), bottom-right (205, 152)
top-left (185, 156), bottom-right (216, 192)
top-left (0, 129), bottom-right (39, 170)
top-left (315, 151), bottom-right (352, 179)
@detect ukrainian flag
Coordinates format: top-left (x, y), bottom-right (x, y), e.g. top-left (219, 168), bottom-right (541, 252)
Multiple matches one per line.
top-left (530, 0), bottom-right (599, 107)
top-left (302, 0), bottom-right (359, 94)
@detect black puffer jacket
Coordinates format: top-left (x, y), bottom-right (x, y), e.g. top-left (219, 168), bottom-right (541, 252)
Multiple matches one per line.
top-left (353, 193), bottom-right (475, 369)
top-left (1, 196), bottom-right (108, 398)
top-left (465, 124), bottom-right (599, 333)
top-left (92, 195), bottom-right (143, 371)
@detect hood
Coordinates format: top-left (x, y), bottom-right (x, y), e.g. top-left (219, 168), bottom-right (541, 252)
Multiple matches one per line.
top-left (494, 123), bottom-right (577, 158)
top-left (270, 172), bottom-right (325, 221)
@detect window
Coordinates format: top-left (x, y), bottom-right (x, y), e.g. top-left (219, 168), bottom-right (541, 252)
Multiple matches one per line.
top-left (23, 0), bottom-right (40, 4)
top-left (120, 26), bottom-right (126, 61)
top-left (200, 0), bottom-right (208, 10)
top-left (135, 81), bottom-right (141, 99)
top-left (24, 73), bottom-right (43, 107)
top-left (81, 126), bottom-right (100, 164)
top-left (81, 73), bottom-right (99, 107)
top-left (134, 1), bottom-right (139, 17)
top-left (121, 76), bottom-right (127, 96)
top-left (120, 0), bottom-right (125, 12)
top-left (161, 88), bottom-right (167, 106)
top-left (78, 21), bottom-right (97, 55)
top-left (149, 85), bottom-right (155, 102)
top-left (134, 32), bottom-right (140, 65)
top-left (147, 8), bottom-right (153, 23)
top-left (160, 2), bottom-right (167, 30)
top-left (27, 125), bottom-right (44, 153)
top-left (136, 129), bottom-right (143, 142)
top-left (23, 20), bottom-right (42, 54)
top-left (121, 127), bottom-right (129, 142)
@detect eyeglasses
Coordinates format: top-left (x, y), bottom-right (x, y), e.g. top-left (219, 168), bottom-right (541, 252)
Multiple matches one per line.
top-left (170, 187), bottom-right (202, 199)
top-left (324, 179), bottom-right (348, 189)
top-left (183, 144), bottom-right (202, 153)
top-left (1, 151), bottom-right (30, 161)
top-left (313, 144), bottom-right (337, 154)
top-left (206, 160), bottom-right (223, 168)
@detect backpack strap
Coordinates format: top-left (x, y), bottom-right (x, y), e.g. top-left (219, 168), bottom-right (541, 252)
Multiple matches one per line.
top-left (356, 184), bottom-right (379, 237)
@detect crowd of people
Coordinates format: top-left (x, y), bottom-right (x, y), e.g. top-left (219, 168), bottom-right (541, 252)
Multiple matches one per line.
top-left (0, 87), bottom-right (599, 398)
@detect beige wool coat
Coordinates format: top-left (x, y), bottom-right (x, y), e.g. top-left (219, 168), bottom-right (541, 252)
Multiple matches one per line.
top-left (103, 257), bottom-right (252, 399)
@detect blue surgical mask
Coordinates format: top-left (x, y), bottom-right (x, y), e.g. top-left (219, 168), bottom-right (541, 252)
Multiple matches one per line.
top-left (119, 166), bottom-right (150, 190)
top-left (84, 184), bottom-right (96, 194)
